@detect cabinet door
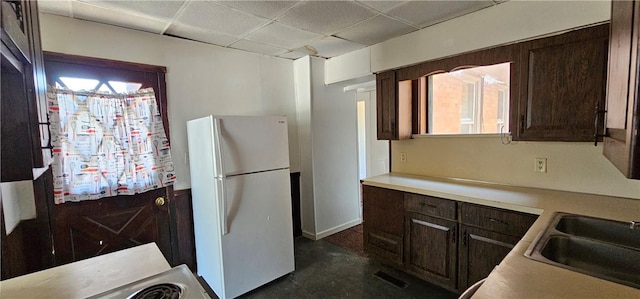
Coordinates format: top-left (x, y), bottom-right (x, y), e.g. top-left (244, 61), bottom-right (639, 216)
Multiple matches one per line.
top-left (376, 70), bottom-right (398, 140)
top-left (405, 212), bottom-right (457, 291)
top-left (513, 24), bottom-right (609, 141)
top-left (458, 225), bottom-right (519, 291)
top-left (603, 0), bottom-right (640, 179)
top-left (1, 59), bottom-right (34, 181)
top-left (376, 71), bottom-right (412, 140)
top-left (362, 186), bottom-right (404, 266)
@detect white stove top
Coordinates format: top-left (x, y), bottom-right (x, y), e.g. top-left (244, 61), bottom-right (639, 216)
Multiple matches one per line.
top-left (87, 264), bottom-right (212, 299)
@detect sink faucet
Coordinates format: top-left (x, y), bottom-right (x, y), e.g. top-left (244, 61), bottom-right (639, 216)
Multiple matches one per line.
top-left (631, 221), bottom-right (640, 230)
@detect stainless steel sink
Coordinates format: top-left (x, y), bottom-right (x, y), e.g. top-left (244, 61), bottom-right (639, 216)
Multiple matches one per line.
top-left (555, 215), bottom-right (640, 249)
top-left (526, 213), bottom-right (640, 289)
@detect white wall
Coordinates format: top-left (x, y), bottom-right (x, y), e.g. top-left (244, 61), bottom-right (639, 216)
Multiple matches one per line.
top-left (357, 90), bottom-right (389, 178)
top-left (325, 0), bottom-right (611, 83)
top-left (293, 57), bottom-right (315, 235)
top-left (295, 56), bottom-right (361, 239)
top-left (326, 0), bottom-right (640, 199)
top-left (39, 14), bottom-right (300, 190)
top-left (1, 181), bottom-right (37, 234)
top-left (393, 137), bottom-right (640, 199)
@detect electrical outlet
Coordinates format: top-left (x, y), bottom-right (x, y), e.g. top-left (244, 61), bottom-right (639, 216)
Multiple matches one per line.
top-left (400, 152), bottom-right (407, 163)
top-left (534, 158), bottom-right (547, 173)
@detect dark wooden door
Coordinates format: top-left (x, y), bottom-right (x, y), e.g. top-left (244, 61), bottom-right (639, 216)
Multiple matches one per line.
top-left (43, 53), bottom-right (174, 265)
top-left (404, 212), bottom-right (458, 291)
top-left (458, 225), bottom-right (519, 291)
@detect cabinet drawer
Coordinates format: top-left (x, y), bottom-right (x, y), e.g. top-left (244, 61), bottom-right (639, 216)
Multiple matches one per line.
top-left (405, 193), bottom-right (456, 220)
top-left (366, 229), bottom-right (403, 266)
top-left (460, 203), bottom-right (537, 237)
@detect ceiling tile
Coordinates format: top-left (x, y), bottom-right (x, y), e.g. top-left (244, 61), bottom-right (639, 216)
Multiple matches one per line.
top-left (229, 39), bottom-right (288, 56)
top-left (387, 0), bottom-right (494, 28)
top-left (38, 0), bottom-right (72, 17)
top-left (71, 1), bottom-right (168, 34)
top-left (307, 36), bottom-right (365, 58)
top-left (246, 22), bottom-right (322, 50)
top-left (277, 0), bottom-right (377, 35)
top-left (165, 23), bottom-right (239, 47)
top-left (356, 0), bottom-right (406, 13)
top-left (215, 0), bottom-right (299, 19)
top-left (174, 1), bottom-right (270, 37)
top-left (278, 48), bottom-right (315, 60)
top-left (336, 15), bottom-right (416, 46)
top-left (78, 0), bottom-right (186, 21)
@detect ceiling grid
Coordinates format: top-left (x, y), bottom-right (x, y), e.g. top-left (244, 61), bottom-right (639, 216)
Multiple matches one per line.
top-left (38, 0), bottom-right (504, 59)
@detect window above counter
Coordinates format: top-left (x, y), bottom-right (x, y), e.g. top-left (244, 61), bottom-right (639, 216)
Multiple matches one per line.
top-left (376, 23), bottom-right (609, 142)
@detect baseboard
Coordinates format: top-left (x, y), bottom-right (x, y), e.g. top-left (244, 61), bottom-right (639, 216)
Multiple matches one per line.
top-left (301, 230), bottom-right (317, 240)
top-left (302, 218), bottom-right (362, 240)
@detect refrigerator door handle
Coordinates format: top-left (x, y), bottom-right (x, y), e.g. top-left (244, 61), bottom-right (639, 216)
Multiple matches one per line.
top-left (213, 118), bottom-right (229, 235)
top-left (217, 178), bottom-right (228, 235)
top-left (213, 117), bottom-right (225, 179)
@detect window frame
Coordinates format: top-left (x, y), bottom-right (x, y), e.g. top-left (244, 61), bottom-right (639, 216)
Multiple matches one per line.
top-left (396, 44), bottom-right (519, 136)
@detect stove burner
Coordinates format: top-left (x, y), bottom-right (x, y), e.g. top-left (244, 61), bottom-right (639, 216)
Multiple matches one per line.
top-left (130, 283), bottom-right (183, 299)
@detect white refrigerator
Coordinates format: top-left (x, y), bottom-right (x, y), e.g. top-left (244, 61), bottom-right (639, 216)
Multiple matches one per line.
top-left (187, 115), bottom-right (295, 299)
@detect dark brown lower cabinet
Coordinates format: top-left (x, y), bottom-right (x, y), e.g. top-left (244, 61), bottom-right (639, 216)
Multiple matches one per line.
top-left (405, 212), bottom-right (458, 291)
top-left (362, 186), bottom-right (405, 267)
top-left (362, 186), bottom-right (537, 294)
top-left (458, 225), bottom-right (520, 291)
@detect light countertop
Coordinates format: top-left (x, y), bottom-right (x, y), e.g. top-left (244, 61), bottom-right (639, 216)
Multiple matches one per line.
top-left (0, 243), bottom-right (171, 298)
top-left (362, 172), bottom-right (640, 298)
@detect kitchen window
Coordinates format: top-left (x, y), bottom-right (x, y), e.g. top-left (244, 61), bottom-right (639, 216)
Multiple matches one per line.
top-left (425, 62), bottom-right (511, 135)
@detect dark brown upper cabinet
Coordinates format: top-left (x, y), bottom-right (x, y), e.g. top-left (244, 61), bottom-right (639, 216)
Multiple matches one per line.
top-left (1, 0), bottom-right (47, 182)
top-left (512, 24), bottom-right (609, 141)
top-left (376, 70), bottom-right (412, 140)
top-left (603, 0), bottom-right (640, 179)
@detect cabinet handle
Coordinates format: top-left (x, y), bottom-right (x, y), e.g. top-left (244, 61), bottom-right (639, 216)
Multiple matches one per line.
top-left (488, 217), bottom-right (508, 226)
top-left (463, 231), bottom-right (468, 246)
top-left (421, 203), bottom-right (437, 209)
top-left (452, 226), bottom-right (457, 243)
top-left (593, 103), bottom-right (608, 146)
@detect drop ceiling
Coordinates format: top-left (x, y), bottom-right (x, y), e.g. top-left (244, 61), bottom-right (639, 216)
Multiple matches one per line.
top-left (38, 0), bottom-right (506, 59)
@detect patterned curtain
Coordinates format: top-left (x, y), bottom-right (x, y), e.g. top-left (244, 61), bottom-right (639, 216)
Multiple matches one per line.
top-left (48, 87), bottom-right (176, 204)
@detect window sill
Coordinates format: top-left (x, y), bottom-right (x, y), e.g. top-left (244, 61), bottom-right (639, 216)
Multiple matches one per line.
top-left (411, 133), bottom-right (507, 139)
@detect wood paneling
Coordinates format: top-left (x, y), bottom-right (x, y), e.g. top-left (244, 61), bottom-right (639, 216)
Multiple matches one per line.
top-left (173, 189), bottom-right (196, 271)
top-left (290, 172), bottom-right (302, 237)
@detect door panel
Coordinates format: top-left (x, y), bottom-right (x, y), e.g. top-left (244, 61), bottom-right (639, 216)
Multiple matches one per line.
top-left (51, 188), bottom-right (172, 265)
top-left (43, 53), bottom-right (174, 266)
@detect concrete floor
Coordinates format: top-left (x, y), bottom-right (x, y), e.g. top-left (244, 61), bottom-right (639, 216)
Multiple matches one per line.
top-left (237, 237), bottom-right (458, 299)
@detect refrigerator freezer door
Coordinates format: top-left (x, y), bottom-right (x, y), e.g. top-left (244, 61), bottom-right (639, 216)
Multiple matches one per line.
top-left (220, 168), bottom-right (294, 299)
top-left (216, 116), bottom-right (290, 176)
